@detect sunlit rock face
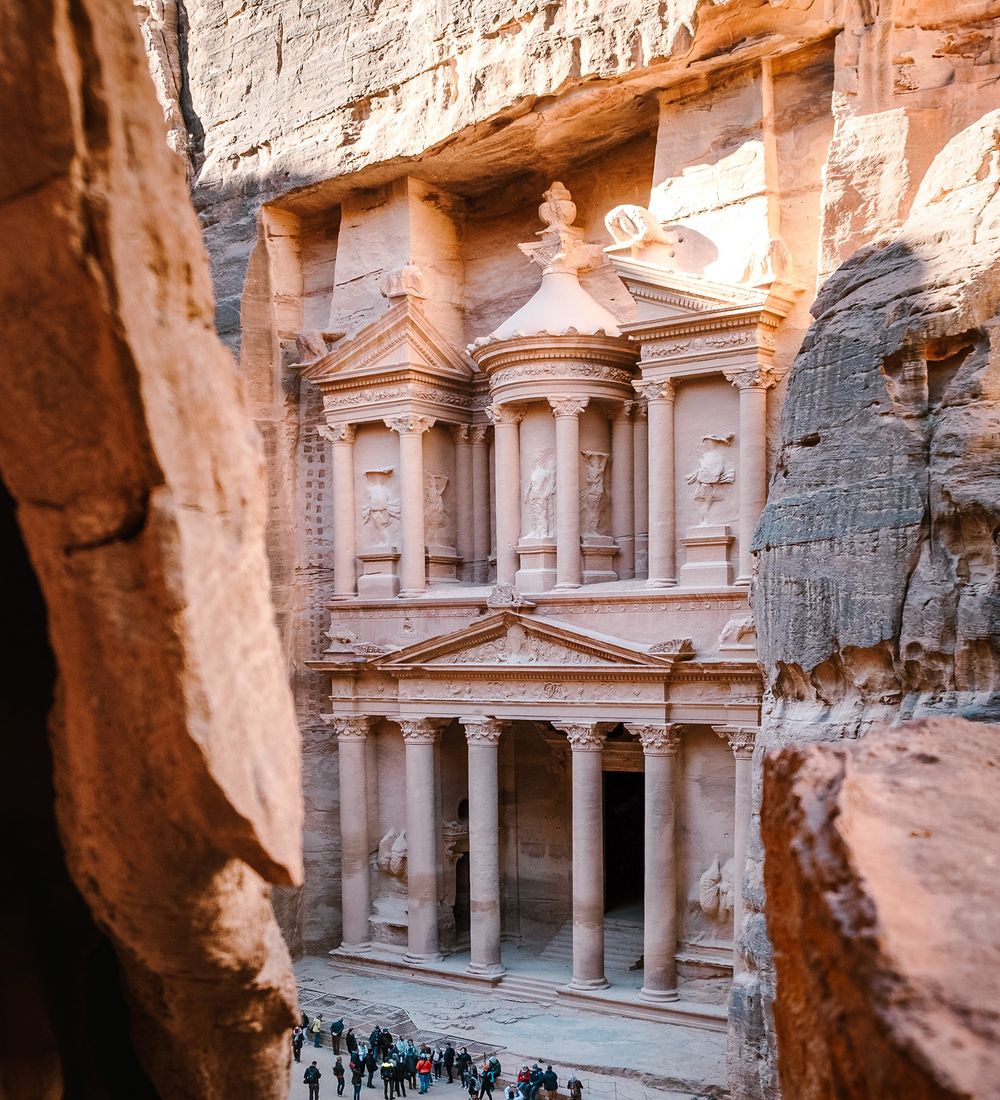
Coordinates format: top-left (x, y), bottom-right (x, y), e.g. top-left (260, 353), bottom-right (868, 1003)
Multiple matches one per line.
top-left (142, 1), bottom-right (1000, 1096)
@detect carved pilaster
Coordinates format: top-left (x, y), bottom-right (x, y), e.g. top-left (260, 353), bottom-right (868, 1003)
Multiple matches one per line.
top-left (451, 424), bottom-right (471, 445)
top-left (461, 716), bottom-right (505, 745)
top-left (613, 400), bottom-right (634, 422)
top-left (627, 723), bottom-right (682, 756)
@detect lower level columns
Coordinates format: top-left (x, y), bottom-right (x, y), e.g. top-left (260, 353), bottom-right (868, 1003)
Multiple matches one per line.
top-left (556, 721), bottom-right (609, 990)
top-left (461, 716), bottom-right (505, 976)
top-left (714, 724), bottom-right (758, 970)
top-left (629, 722), bottom-right (682, 1001)
top-left (396, 717), bottom-right (443, 962)
top-left (329, 715), bottom-right (372, 950)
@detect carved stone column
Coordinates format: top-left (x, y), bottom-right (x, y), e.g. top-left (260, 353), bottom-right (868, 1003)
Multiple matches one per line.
top-left (611, 401), bottom-right (635, 580)
top-left (385, 414), bottom-right (434, 596)
top-left (714, 724), bottom-right (758, 966)
top-left (394, 717), bottom-right (443, 962)
top-left (555, 721), bottom-right (609, 990)
top-left (452, 426), bottom-right (474, 582)
top-left (461, 716), bottom-right (505, 976)
top-left (628, 722), bottom-right (682, 1000)
top-left (636, 379), bottom-right (676, 586)
top-left (470, 425), bottom-right (490, 583)
top-left (320, 422), bottom-right (358, 599)
top-left (724, 367), bottom-right (775, 585)
top-left (489, 405), bottom-right (522, 586)
top-left (633, 402), bottom-right (649, 578)
top-left (327, 715), bottom-right (371, 950)
top-left (549, 396), bottom-right (589, 589)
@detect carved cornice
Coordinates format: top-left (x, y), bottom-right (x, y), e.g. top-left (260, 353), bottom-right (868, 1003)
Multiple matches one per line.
top-left (554, 722), bottom-right (610, 750)
top-left (319, 374), bottom-right (476, 414)
top-left (460, 716), bottom-right (505, 745)
top-left (395, 717), bottom-right (443, 744)
top-left (713, 724), bottom-right (758, 760)
top-left (626, 723), bottom-right (682, 756)
top-left (322, 714), bottom-right (370, 741)
top-left (634, 378), bottom-right (674, 403)
top-left (472, 335), bottom-right (638, 374)
top-left (548, 396), bottom-right (589, 418)
top-left (385, 414), bottom-right (435, 435)
top-left (317, 422), bottom-right (356, 445)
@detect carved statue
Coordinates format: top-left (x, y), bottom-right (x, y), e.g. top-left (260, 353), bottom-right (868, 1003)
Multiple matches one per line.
top-left (424, 472), bottom-right (449, 543)
top-left (361, 468), bottom-right (400, 539)
top-left (376, 828), bottom-right (408, 879)
top-left (699, 853), bottom-right (735, 922)
top-left (523, 456), bottom-right (555, 539)
top-left (579, 451), bottom-right (609, 537)
top-left (603, 204), bottom-right (675, 250)
top-left (686, 434), bottom-right (735, 524)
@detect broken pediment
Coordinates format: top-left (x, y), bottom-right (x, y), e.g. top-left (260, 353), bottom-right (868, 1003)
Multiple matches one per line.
top-left (372, 611), bottom-right (669, 671)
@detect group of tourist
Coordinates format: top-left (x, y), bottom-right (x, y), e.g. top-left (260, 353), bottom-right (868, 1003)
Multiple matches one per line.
top-left (294, 1014), bottom-right (584, 1100)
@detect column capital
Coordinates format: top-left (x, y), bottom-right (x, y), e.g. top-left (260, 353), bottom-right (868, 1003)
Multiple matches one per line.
top-left (613, 400), bottom-right (635, 422)
top-left (548, 396), bottom-right (589, 418)
top-left (487, 403), bottom-right (523, 426)
top-left (318, 421), bottom-right (356, 444)
top-left (323, 714), bottom-right (371, 742)
top-left (385, 413), bottom-right (435, 435)
top-left (395, 716), bottom-right (443, 744)
top-left (469, 424), bottom-right (489, 445)
top-left (634, 378), bottom-right (675, 403)
top-left (723, 365), bottom-right (778, 391)
top-left (627, 723), bottom-right (682, 756)
top-left (451, 424), bottom-right (471, 445)
top-left (713, 724), bottom-right (758, 760)
top-left (461, 716), bottom-right (505, 745)
top-left (554, 722), bottom-right (610, 750)
top-left (633, 401), bottom-right (648, 421)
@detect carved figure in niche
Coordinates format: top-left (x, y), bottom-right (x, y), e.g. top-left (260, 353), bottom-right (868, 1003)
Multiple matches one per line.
top-left (699, 853), bottom-right (735, 922)
top-left (377, 828), bottom-right (408, 879)
top-left (523, 454), bottom-right (555, 539)
top-left (424, 472), bottom-right (449, 543)
top-left (686, 434), bottom-right (735, 524)
top-left (361, 468), bottom-right (400, 540)
top-left (579, 451), bottom-right (609, 537)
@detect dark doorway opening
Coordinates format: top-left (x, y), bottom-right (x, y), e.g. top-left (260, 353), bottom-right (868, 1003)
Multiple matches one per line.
top-left (603, 771), bottom-right (644, 913)
top-left (453, 852), bottom-right (471, 939)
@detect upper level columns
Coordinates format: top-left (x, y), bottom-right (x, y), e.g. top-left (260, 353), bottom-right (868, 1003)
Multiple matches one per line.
top-left (724, 368), bottom-right (775, 585)
top-left (394, 716), bottom-right (443, 962)
top-left (385, 414), bottom-right (435, 596)
top-left (714, 724), bottom-right (758, 967)
top-left (489, 404), bottom-right (522, 586)
top-left (461, 716), bottom-right (505, 977)
top-left (633, 403), bottom-right (649, 578)
top-left (556, 721), bottom-right (609, 990)
top-left (636, 379), bottom-right (676, 587)
top-left (327, 714), bottom-right (371, 950)
top-left (452, 426), bottom-right (475, 582)
top-left (320, 422), bottom-right (359, 599)
top-left (549, 397), bottom-right (589, 589)
top-left (611, 401), bottom-right (635, 580)
top-left (469, 426), bottom-right (491, 584)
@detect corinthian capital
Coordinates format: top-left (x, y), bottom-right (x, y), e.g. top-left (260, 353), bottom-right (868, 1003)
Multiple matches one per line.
top-left (723, 365), bottom-right (778, 391)
top-left (469, 425), bottom-right (489, 445)
top-left (486, 404), bottom-right (523, 426)
top-left (395, 717), bottom-right (443, 744)
top-left (317, 422), bottom-right (356, 444)
top-left (713, 724), bottom-right (758, 760)
top-left (323, 714), bottom-right (370, 742)
top-left (633, 378), bottom-right (674, 403)
top-left (626, 723), bottom-right (682, 756)
top-left (548, 396), bottom-right (589, 418)
top-left (554, 722), bottom-right (609, 751)
top-left (384, 414), bottom-right (435, 435)
top-left (461, 716), bottom-right (505, 745)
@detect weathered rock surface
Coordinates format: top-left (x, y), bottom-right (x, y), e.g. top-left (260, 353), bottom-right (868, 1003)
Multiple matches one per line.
top-left (0, 0), bottom-right (301, 1095)
top-left (762, 718), bottom-right (1000, 1099)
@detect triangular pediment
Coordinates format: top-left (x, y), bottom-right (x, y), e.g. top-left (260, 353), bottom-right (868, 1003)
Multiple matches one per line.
top-left (300, 298), bottom-right (474, 385)
top-left (373, 612), bottom-right (668, 671)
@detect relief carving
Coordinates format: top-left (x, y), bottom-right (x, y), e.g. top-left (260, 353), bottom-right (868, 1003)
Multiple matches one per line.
top-left (686, 433), bottom-right (735, 524)
top-left (699, 853), bottom-right (735, 923)
top-left (523, 455), bottom-right (555, 539)
top-left (377, 828), bottom-right (408, 879)
top-left (604, 204), bottom-right (677, 250)
top-left (424, 472), bottom-right (449, 544)
top-left (579, 451), bottom-right (609, 538)
top-left (361, 468), bottom-right (401, 539)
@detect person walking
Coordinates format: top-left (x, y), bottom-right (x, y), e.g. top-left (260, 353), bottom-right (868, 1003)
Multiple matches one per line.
top-left (541, 1067), bottom-right (558, 1100)
top-left (352, 1062), bottom-right (365, 1100)
top-left (335, 1058), bottom-right (346, 1097)
top-left (292, 1027), bottom-right (305, 1064)
top-left (304, 1061), bottom-right (323, 1100)
top-left (443, 1045), bottom-right (456, 1085)
top-left (417, 1052), bottom-right (434, 1095)
top-left (466, 1067), bottom-right (480, 1100)
top-left (480, 1061), bottom-right (496, 1100)
top-left (332, 1019), bottom-right (345, 1055)
top-left (312, 1015), bottom-right (325, 1049)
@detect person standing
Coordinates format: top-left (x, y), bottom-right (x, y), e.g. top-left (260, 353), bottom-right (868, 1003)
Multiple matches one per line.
top-left (352, 1062), bottom-right (365, 1100)
top-left (304, 1062), bottom-right (323, 1100)
top-left (366, 1048), bottom-right (379, 1089)
top-left (335, 1058), bottom-right (346, 1096)
top-left (312, 1015), bottom-right (325, 1049)
top-left (292, 1027), bottom-right (305, 1064)
top-left (405, 1046), bottom-right (419, 1091)
top-left (480, 1062), bottom-right (495, 1100)
top-left (432, 1047), bottom-right (443, 1082)
top-left (566, 1076), bottom-right (583, 1100)
top-left (443, 1044), bottom-right (456, 1085)
top-left (381, 1058), bottom-right (396, 1100)
top-left (332, 1019), bottom-right (345, 1055)
top-left (347, 1028), bottom-right (359, 1058)
top-left (541, 1067), bottom-right (558, 1100)
top-left (456, 1049), bottom-right (471, 1088)
top-left (466, 1067), bottom-right (480, 1100)
top-left (393, 1059), bottom-right (407, 1099)
top-left (417, 1052), bottom-right (433, 1095)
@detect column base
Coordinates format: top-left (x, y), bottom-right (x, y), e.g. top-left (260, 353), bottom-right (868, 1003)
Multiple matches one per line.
top-left (553, 581), bottom-right (582, 590)
top-left (639, 985), bottom-right (679, 1003)
top-left (645, 576), bottom-right (677, 588)
top-left (398, 588), bottom-right (427, 599)
top-left (466, 961), bottom-right (506, 978)
top-left (734, 574), bottom-right (751, 588)
top-left (403, 951), bottom-right (444, 965)
top-left (568, 975), bottom-right (609, 991)
top-left (331, 592), bottom-right (358, 601)
top-left (337, 940), bottom-right (372, 954)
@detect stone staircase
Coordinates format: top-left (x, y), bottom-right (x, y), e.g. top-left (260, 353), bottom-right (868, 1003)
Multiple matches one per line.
top-left (540, 918), bottom-right (645, 973)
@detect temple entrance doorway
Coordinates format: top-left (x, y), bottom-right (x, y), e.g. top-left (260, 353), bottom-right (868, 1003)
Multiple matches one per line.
top-left (603, 771), bottom-right (644, 914)
top-left (453, 853), bottom-right (471, 940)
